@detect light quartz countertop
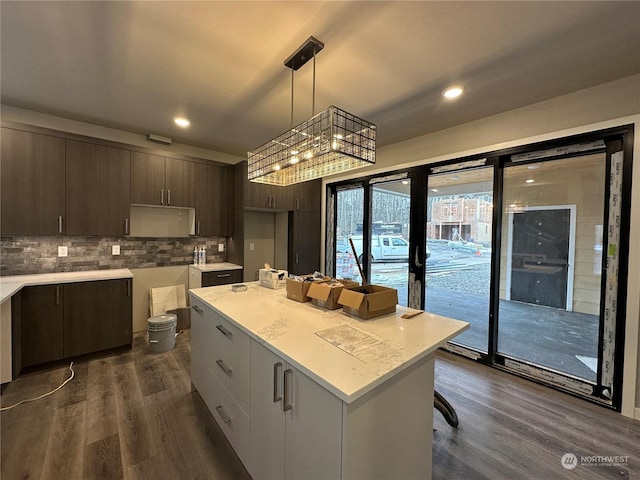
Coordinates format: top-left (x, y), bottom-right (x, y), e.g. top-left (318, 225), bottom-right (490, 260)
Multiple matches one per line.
top-left (190, 282), bottom-right (469, 403)
top-left (0, 269), bottom-right (133, 303)
top-left (189, 263), bottom-right (243, 272)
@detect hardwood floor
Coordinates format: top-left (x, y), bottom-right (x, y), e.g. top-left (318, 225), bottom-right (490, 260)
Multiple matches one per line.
top-left (2, 331), bottom-right (639, 479)
top-left (1, 331), bottom-right (250, 480)
top-left (433, 351), bottom-right (640, 479)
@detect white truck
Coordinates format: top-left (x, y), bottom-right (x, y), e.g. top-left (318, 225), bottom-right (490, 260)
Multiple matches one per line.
top-left (344, 234), bottom-right (409, 263)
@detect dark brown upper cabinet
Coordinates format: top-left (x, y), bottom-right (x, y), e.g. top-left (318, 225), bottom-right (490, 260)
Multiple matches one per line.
top-left (195, 163), bottom-right (234, 236)
top-left (0, 128), bottom-right (66, 235)
top-left (243, 161), bottom-right (297, 211)
top-left (293, 179), bottom-right (322, 212)
top-left (131, 152), bottom-right (196, 207)
top-left (65, 140), bottom-right (131, 236)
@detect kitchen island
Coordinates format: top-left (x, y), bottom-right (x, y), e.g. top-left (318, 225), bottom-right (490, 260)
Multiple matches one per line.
top-left (190, 282), bottom-right (468, 480)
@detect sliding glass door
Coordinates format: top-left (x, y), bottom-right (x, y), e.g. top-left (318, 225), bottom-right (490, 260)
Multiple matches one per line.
top-left (424, 166), bottom-right (494, 353)
top-left (498, 153), bottom-right (605, 383)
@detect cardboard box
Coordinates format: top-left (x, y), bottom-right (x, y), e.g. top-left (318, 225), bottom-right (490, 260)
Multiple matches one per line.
top-left (286, 275), bottom-right (330, 302)
top-left (307, 279), bottom-right (360, 310)
top-left (259, 269), bottom-right (288, 289)
top-left (337, 285), bottom-right (398, 320)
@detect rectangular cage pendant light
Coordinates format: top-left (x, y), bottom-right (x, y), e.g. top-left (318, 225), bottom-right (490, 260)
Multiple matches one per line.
top-left (248, 37), bottom-right (376, 186)
top-left (248, 106), bottom-right (376, 186)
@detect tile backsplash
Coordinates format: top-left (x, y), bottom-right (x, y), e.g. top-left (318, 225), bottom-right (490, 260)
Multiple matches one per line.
top-left (0, 236), bottom-right (227, 275)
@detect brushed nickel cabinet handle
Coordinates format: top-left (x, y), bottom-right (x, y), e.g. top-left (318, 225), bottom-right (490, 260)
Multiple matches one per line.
top-left (217, 273), bottom-right (231, 278)
top-left (58, 215), bottom-right (63, 234)
top-left (161, 189), bottom-right (164, 205)
top-left (216, 359), bottom-right (232, 377)
top-left (216, 324), bottom-right (233, 337)
top-left (127, 279), bottom-right (131, 297)
top-left (196, 221), bottom-right (200, 235)
top-left (283, 368), bottom-right (293, 411)
top-left (125, 218), bottom-right (129, 235)
top-left (273, 362), bottom-right (282, 403)
top-left (192, 305), bottom-right (204, 315)
top-left (296, 198), bottom-right (300, 210)
top-left (55, 285), bottom-right (60, 306)
top-left (272, 195), bottom-right (276, 208)
top-left (168, 189), bottom-right (171, 205)
top-left (215, 405), bottom-right (232, 423)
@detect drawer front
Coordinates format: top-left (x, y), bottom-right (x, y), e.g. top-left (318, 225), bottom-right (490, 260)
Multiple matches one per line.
top-left (209, 373), bottom-right (250, 465)
top-left (202, 269), bottom-right (243, 286)
top-left (209, 333), bottom-right (250, 413)
top-left (208, 308), bottom-right (250, 360)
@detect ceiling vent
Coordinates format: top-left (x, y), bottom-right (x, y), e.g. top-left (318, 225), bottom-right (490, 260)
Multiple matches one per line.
top-left (147, 134), bottom-right (172, 145)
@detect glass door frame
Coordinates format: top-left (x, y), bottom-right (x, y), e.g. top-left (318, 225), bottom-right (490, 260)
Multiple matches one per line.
top-left (325, 124), bottom-right (634, 411)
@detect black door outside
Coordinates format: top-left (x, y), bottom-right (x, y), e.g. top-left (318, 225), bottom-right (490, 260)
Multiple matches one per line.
top-left (510, 208), bottom-right (570, 309)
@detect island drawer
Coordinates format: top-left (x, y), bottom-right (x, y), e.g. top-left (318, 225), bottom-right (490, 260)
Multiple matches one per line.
top-left (191, 297), bottom-right (250, 359)
top-left (209, 332), bottom-right (250, 413)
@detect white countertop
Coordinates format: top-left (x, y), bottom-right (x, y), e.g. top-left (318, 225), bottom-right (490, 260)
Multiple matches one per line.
top-left (0, 269), bottom-right (133, 303)
top-left (190, 282), bottom-right (469, 403)
top-left (189, 262), bottom-right (243, 272)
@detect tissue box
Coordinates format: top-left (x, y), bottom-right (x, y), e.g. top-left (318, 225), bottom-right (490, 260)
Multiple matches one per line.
top-left (259, 269), bottom-right (288, 289)
top-left (307, 279), bottom-right (360, 310)
top-left (286, 275), bottom-right (330, 302)
top-left (337, 285), bottom-right (398, 319)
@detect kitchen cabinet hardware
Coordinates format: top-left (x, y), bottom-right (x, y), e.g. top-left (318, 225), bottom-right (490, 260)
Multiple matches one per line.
top-left (168, 189), bottom-right (171, 205)
top-left (273, 362), bottom-right (282, 403)
top-left (216, 359), bottom-right (233, 377)
top-left (125, 218), bottom-right (129, 235)
top-left (215, 405), bottom-right (232, 423)
top-left (55, 285), bottom-right (61, 306)
top-left (160, 188), bottom-right (164, 205)
top-left (283, 368), bottom-right (293, 411)
top-left (217, 273), bottom-right (231, 278)
top-left (196, 221), bottom-right (200, 235)
top-left (295, 253), bottom-right (299, 265)
top-left (192, 304), bottom-right (204, 315)
top-left (58, 215), bottom-right (64, 234)
top-left (127, 279), bottom-right (131, 297)
top-left (216, 324), bottom-right (233, 337)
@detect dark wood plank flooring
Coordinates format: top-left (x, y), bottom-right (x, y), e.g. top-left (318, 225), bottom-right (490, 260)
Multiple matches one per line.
top-left (2, 331), bottom-right (639, 479)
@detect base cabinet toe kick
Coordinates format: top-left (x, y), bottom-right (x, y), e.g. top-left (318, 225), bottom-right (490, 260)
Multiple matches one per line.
top-left (189, 284), bottom-right (468, 480)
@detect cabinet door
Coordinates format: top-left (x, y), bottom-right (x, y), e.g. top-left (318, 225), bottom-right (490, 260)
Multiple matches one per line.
top-left (250, 340), bottom-right (286, 480)
top-left (0, 128), bottom-right (65, 234)
top-left (284, 365), bottom-right (343, 480)
top-left (250, 339), bottom-right (343, 480)
top-left (288, 211), bottom-right (321, 275)
top-left (20, 285), bottom-right (64, 368)
top-left (66, 140), bottom-right (131, 235)
top-left (245, 180), bottom-right (271, 209)
top-left (165, 157), bottom-right (196, 207)
top-left (294, 179), bottom-right (322, 212)
top-left (63, 279), bottom-right (132, 357)
top-left (131, 151), bottom-right (165, 205)
top-left (196, 163), bottom-right (234, 236)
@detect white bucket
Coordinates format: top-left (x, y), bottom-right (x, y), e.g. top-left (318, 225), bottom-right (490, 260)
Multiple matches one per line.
top-left (147, 314), bottom-right (177, 353)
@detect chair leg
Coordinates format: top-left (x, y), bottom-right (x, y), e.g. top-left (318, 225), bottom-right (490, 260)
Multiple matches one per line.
top-left (434, 389), bottom-right (459, 428)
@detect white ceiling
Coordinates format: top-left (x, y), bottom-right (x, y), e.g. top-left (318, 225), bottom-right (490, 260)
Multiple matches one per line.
top-left (2, 1), bottom-right (639, 159)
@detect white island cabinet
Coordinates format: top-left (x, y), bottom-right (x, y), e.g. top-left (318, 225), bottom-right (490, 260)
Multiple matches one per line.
top-left (190, 282), bottom-right (469, 480)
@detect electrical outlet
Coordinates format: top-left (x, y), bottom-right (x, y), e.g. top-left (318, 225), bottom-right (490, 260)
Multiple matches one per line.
top-left (250, 243), bottom-right (255, 251)
top-left (218, 243), bottom-right (224, 252)
top-left (112, 245), bottom-right (120, 255)
top-left (58, 246), bottom-right (68, 257)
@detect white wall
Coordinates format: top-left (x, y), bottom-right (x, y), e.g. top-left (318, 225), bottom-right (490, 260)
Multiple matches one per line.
top-left (322, 74), bottom-right (640, 419)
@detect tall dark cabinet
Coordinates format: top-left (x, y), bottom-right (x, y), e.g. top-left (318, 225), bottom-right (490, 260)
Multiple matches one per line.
top-left (0, 128), bottom-right (66, 235)
top-left (65, 139), bottom-right (131, 235)
top-left (196, 163), bottom-right (234, 236)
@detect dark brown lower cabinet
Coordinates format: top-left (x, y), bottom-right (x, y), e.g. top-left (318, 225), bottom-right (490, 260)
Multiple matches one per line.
top-left (13, 279), bottom-right (132, 375)
top-left (19, 285), bottom-right (65, 369)
top-left (63, 279), bottom-right (132, 357)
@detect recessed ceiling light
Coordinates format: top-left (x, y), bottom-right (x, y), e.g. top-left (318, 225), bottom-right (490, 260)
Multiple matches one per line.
top-left (174, 117), bottom-right (190, 128)
top-left (401, 180), bottom-right (409, 185)
top-left (527, 165), bottom-right (540, 170)
top-left (431, 188), bottom-right (439, 192)
top-left (442, 86), bottom-right (464, 99)
top-left (526, 179), bottom-right (535, 184)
